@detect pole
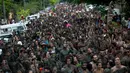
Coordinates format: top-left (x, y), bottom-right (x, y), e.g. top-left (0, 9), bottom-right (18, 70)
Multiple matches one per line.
top-left (43, 0), bottom-right (45, 9)
top-left (2, 0), bottom-right (6, 20)
top-left (40, 0), bottom-right (43, 10)
top-left (42, 0), bottom-right (44, 9)
top-left (23, 0), bottom-right (25, 9)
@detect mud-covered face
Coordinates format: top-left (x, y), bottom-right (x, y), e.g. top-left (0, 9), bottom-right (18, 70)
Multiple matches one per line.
top-left (107, 62), bottom-right (110, 68)
top-left (67, 58), bottom-right (71, 65)
top-left (44, 69), bottom-right (51, 73)
top-left (98, 63), bottom-right (102, 68)
top-left (74, 57), bottom-right (78, 62)
top-left (82, 63), bottom-right (87, 70)
top-left (127, 50), bottom-right (130, 56)
top-left (115, 57), bottom-right (121, 65)
top-left (93, 55), bottom-right (98, 61)
top-left (88, 48), bottom-right (92, 53)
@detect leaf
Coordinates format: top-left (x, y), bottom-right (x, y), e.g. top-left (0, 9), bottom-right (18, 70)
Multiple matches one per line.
top-left (50, 0), bottom-right (59, 5)
top-left (16, 8), bottom-right (30, 20)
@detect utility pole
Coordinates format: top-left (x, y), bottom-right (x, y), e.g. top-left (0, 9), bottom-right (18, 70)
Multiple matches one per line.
top-left (43, 0), bottom-right (45, 9)
top-left (2, 0), bottom-right (6, 20)
top-left (41, 0), bottom-right (43, 10)
top-left (44, 0), bottom-right (46, 9)
top-left (42, 0), bottom-right (45, 9)
top-left (23, 0), bottom-right (25, 9)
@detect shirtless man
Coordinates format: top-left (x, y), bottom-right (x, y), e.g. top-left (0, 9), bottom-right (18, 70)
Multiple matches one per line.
top-left (111, 57), bottom-right (128, 73)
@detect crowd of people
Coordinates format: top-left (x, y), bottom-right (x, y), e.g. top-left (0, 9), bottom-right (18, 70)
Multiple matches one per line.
top-left (0, 3), bottom-right (130, 73)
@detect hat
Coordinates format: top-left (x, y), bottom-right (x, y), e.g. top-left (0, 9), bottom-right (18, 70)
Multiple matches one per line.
top-left (17, 41), bottom-right (23, 45)
top-left (64, 20), bottom-right (68, 23)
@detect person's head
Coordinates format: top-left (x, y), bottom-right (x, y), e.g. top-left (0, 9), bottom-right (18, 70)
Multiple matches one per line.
top-left (73, 56), bottom-right (79, 65)
top-left (52, 67), bottom-right (57, 73)
top-left (126, 50), bottom-right (130, 56)
top-left (73, 56), bottom-right (78, 62)
top-left (115, 51), bottom-right (122, 59)
top-left (87, 48), bottom-right (92, 54)
top-left (44, 67), bottom-right (52, 73)
top-left (107, 62), bottom-right (111, 68)
top-left (115, 57), bottom-right (121, 65)
top-left (97, 62), bottom-right (102, 69)
top-left (35, 40), bottom-right (39, 45)
top-left (66, 58), bottom-right (71, 65)
top-left (101, 51), bottom-right (106, 57)
top-left (46, 52), bottom-right (50, 58)
top-left (82, 62), bottom-right (87, 70)
top-left (28, 70), bottom-right (33, 73)
top-left (2, 60), bottom-right (7, 65)
top-left (17, 70), bottom-right (22, 73)
top-left (93, 55), bottom-right (98, 63)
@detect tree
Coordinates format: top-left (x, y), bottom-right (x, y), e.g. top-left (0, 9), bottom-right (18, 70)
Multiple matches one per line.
top-left (16, 8), bottom-right (30, 20)
top-left (24, 1), bottom-right (39, 14)
top-left (0, 0), bottom-right (21, 20)
top-left (50, 0), bottom-right (60, 5)
top-left (123, 0), bottom-right (130, 19)
top-left (0, 0), bottom-right (3, 19)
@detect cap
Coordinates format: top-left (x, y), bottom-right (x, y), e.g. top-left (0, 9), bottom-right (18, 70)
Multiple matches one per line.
top-left (17, 41), bottom-right (22, 45)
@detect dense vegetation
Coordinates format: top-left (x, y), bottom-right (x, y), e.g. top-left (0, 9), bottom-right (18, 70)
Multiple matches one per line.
top-left (0, 0), bottom-right (59, 20)
top-left (0, 0), bottom-right (130, 20)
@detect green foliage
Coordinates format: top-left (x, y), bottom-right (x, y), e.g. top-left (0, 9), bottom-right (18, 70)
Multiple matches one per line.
top-left (24, 1), bottom-right (39, 14)
top-left (0, 0), bottom-right (47, 20)
top-left (63, 0), bottom-right (81, 4)
top-left (16, 8), bottom-right (30, 20)
top-left (124, 2), bottom-right (130, 19)
top-left (50, 0), bottom-right (60, 5)
top-left (0, 1), bottom-right (2, 18)
top-left (97, 5), bottom-right (107, 16)
top-left (0, 0), bottom-right (19, 19)
top-left (72, 0), bottom-right (80, 4)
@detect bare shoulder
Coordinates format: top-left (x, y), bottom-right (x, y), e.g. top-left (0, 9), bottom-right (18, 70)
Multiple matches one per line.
top-left (93, 69), bottom-right (96, 73)
top-left (121, 65), bottom-right (128, 70)
top-left (111, 66), bottom-right (116, 70)
top-left (111, 66), bottom-right (117, 72)
top-left (63, 65), bottom-right (67, 68)
top-left (121, 65), bottom-right (126, 68)
top-left (101, 68), bottom-right (104, 71)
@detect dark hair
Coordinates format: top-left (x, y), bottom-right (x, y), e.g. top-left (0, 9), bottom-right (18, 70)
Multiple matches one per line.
top-left (65, 57), bottom-right (71, 64)
top-left (87, 62), bottom-right (92, 71)
top-left (96, 62), bottom-right (102, 66)
top-left (44, 67), bottom-right (52, 73)
top-left (109, 60), bottom-right (115, 67)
